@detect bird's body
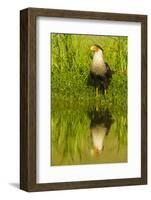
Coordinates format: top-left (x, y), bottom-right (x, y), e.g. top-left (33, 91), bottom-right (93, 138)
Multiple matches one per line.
top-left (89, 44), bottom-right (112, 96)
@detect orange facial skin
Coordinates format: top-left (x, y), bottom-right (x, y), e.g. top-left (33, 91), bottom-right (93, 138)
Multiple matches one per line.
top-left (90, 148), bottom-right (103, 157)
top-left (90, 45), bottom-right (100, 52)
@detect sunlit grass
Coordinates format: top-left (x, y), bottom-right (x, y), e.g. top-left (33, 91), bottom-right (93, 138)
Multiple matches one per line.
top-left (51, 33), bottom-right (128, 107)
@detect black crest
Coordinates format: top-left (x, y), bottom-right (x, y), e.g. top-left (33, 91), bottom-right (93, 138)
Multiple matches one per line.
top-left (94, 44), bottom-right (104, 51)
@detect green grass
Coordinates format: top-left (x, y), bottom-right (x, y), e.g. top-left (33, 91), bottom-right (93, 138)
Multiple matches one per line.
top-left (51, 33), bottom-right (128, 108)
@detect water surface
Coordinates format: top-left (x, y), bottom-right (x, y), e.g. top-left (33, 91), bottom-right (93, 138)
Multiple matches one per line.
top-left (51, 101), bottom-right (127, 166)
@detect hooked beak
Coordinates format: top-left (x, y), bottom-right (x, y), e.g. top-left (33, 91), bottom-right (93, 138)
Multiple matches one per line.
top-left (90, 46), bottom-right (95, 51)
top-left (90, 148), bottom-right (102, 157)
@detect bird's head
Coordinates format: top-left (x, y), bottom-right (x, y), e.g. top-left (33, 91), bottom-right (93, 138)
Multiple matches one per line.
top-left (90, 146), bottom-right (104, 157)
top-left (90, 44), bottom-right (104, 53)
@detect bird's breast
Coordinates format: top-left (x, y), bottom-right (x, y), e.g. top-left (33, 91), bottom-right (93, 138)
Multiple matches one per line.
top-left (91, 53), bottom-right (106, 75)
top-left (91, 125), bottom-right (107, 151)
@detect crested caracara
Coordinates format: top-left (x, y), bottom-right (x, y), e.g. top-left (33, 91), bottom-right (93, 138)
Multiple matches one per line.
top-left (89, 44), bottom-right (112, 96)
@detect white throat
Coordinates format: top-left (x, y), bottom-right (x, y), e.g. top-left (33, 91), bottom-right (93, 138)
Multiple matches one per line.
top-left (91, 125), bottom-right (107, 151)
top-left (91, 50), bottom-right (106, 75)
top-left (95, 49), bottom-right (103, 58)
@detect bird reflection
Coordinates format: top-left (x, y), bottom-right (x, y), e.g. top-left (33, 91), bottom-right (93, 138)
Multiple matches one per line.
top-left (88, 106), bottom-right (114, 156)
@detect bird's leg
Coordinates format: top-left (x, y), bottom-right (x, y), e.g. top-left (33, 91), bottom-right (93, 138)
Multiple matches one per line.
top-left (103, 77), bottom-right (108, 95)
top-left (96, 100), bottom-right (99, 111)
top-left (104, 89), bottom-right (106, 95)
top-left (96, 87), bottom-right (99, 97)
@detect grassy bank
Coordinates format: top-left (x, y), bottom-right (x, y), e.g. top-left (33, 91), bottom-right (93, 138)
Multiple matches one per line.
top-left (51, 33), bottom-right (128, 108)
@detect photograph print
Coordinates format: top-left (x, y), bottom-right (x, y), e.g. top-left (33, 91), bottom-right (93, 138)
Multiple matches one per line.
top-left (51, 33), bottom-right (128, 166)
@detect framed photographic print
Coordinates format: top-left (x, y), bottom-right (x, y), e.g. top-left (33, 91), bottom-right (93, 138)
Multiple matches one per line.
top-left (20, 8), bottom-right (147, 191)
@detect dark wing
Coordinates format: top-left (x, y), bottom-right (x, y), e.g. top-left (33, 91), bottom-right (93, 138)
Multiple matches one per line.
top-left (105, 62), bottom-right (113, 79)
top-left (87, 71), bottom-right (103, 87)
top-left (89, 108), bottom-right (114, 136)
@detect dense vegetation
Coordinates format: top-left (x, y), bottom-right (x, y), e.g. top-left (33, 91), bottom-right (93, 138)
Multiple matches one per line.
top-left (51, 33), bottom-right (128, 109)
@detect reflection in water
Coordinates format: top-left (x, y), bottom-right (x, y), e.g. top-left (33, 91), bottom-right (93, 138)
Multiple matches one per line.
top-left (89, 108), bottom-right (114, 156)
top-left (51, 102), bottom-right (127, 166)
